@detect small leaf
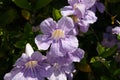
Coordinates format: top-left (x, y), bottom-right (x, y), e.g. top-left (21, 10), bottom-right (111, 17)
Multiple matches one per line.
top-left (97, 43), bottom-right (105, 55)
top-left (52, 8), bottom-right (62, 20)
top-left (78, 63), bottom-right (92, 72)
top-left (14, 41), bottom-right (26, 49)
top-left (35, 0), bottom-right (53, 10)
top-left (113, 68), bottom-right (120, 76)
top-left (12, 0), bottom-right (31, 10)
top-left (100, 76), bottom-right (110, 80)
top-left (101, 46), bottom-right (117, 58)
top-left (24, 23), bottom-right (33, 36)
top-left (90, 57), bottom-right (96, 63)
top-left (21, 10), bottom-right (31, 20)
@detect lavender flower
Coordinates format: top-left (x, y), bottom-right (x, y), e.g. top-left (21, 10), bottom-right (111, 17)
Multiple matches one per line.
top-left (61, 0), bottom-right (97, 33)
top-left (101, 33), bottom-right (117, 48)
top-left (101, 26), bottom-right (118, 48)
top-left (91, 0), bottom-right (105, 13)
top-left (35, 17), bottom-right (78, 57)
top-left (46, 48), bottom-right (84, 80)
top-left (4, 43), bottom-right (49, 80)
top-left (112, 26), bottom-right (120, 35)
top-left (46, 54), bottom-right (75, 80)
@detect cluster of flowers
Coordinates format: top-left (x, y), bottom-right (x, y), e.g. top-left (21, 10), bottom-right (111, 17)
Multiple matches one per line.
top-left (4, 0), bottom-right (105, 80)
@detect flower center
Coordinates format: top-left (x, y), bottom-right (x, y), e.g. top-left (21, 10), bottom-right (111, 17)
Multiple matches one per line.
top-left (53, 63), bottom-right (60, 69)
top-left (52, 29), bottom-right (64, 39)
top-left (74, 3), bottom-right (80, 9)
top-left (25, 61), bottom-right (38, 68)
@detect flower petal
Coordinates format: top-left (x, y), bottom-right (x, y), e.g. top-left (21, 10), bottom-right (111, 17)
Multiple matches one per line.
top-left (61, 6), bottom-right (74, 16)
top-left (40, 18), bottom-right (57, 34)
top-left (50, 42), bottom-right (64, 57)
top-left (61, 35), bottom-right (78, 52)
top-left (82, 0), bottom-right (96, 9)
top-left (96, 2), bottom-right (105, 13)
top-left (68, 48), bottom-right (85, 62)
top-left (49, 72), bottom-right (67, 80)
top-left (35, 35), bottom-right (52, 50)
top-left (58, 17), bottom-right (74, 34)
top-left (25, 43), bottom-right (34, 57)
top-left (74, 3), bottom-right (86, 18)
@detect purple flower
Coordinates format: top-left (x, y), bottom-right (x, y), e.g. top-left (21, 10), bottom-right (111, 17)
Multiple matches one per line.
top-left (45, 48), bottom-right (84, 80)
top-left (35, 17), bottom-right (78, 57)
top-left (78, 10), bottom-right (97, 32)
top-left (46, 53), bottom-right (76, 80)
top-left (101, 33), bottom-right (118, 48)
top-left (68, 0), bottom-right (96, 9)
top-left (91, 0), bottom-right (105, 13)
top-left (112, 26), bottom-right (120, 35)
top-left (61, 0), bottom-right (97, 33)
top-left (4, 43), bottom-right (49, 80)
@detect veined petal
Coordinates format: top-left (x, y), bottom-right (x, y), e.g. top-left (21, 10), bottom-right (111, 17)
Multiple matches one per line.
top-left (82, 0), bottom-right (96, 9)
top-left (14, 53), bottom-right (28, 66)
top-left (50, 42), bottom-right (64, 57)
top-left (61, 35), bottom-right (78, 52)
top-left (58, 17), bottom-right (74, 34)
top-left (68, 0), bottom-right (80, 5)
top-left (31, 51), bottom-right (45, 61)
top-left (74, 3), bottom-right (86, 18)
top-left (68, 48), bottom-right (84, 62)
top-left (35, 35), bottom-right (52, 50)
top-left (78, 20), bottom-right (89, 33)
top-left (85, 10), bottom-right (97, 23)
top-left (61, 6), bottom-right (74, 16)
top-left (49, 72), bottom-right (67, 80)
top-left (40, 18), bottom-right (57, 34)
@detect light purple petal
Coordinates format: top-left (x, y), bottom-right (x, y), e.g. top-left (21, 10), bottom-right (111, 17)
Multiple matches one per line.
top-left (31, 51), bottom-right (45, 61)
top-left (35, 35), bottom-right (52, 50)
top-left (82, 0), bottom-right (96, 9)
top-left (4, 68), bottom-right (23, 80)
top-left (14, 53), bottom-right (28, 66)
top-left (112, 26), bottom-right (120, 35)
top-left (74, 3), bottom-right (86, 18)
top-left (78, 21), bottom-right (89, 33)
top-left (61, 6), bottom-right (74, 16)
top-left (58, 17), bottom-right (74, 34)
top-left (68, 48), bottom-right (85, 62)
top-left (50, 42), bottom-right (64, 57)
top-left (61, 35), bottom-right (78, 52)
top-left (68, 0), bottom-right (80, 5)
top-left (84, 10), bottom-right (97, 24)
top-left (40, 18), bottom-right (57, 34)
top-left (49, 72), bottom-right (67, 80)
top-left (96, 2), bottom-right (105, 13)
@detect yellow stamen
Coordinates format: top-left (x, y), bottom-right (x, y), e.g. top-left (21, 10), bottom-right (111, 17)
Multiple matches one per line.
top-left (25, 61), bottom-right (38, 68)
top-left (52, 29), bottom-right (64, 39)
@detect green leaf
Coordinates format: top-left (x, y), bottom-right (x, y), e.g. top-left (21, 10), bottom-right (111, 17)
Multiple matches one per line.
top-left (107, 0), bottom-right (120, 3)
top-left (100, 76), bottom-right (110, 80)
top-left (113, 68), bottom-right (120, 76)
top-left (101, 46), bottom-right (117, 58)
top-left (35, 0), bottom-right (53, 10)
top-left (14, 41), bottom-right (26, 49)
top-left (12, 0), bottom-right (31, 10)
top-left (0, 9), bottom-right (17, 26)
top-left (97, 43), bottom-right (105, 55)
top-left (52, 8), bottom-right (62, 20)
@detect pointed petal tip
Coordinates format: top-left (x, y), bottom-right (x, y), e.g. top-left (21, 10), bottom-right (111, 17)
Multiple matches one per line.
top-left (25, 43), bottom-right (34, 57)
